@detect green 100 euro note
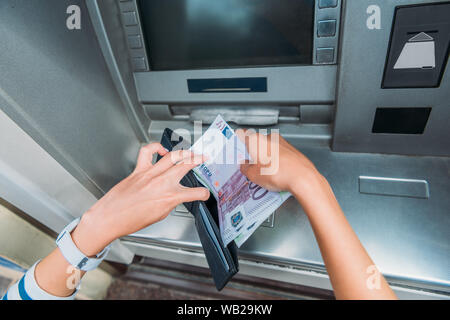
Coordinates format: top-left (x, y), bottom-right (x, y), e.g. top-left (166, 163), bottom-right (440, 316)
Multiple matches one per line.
top-left (190, 115), bottom-right (290, 247)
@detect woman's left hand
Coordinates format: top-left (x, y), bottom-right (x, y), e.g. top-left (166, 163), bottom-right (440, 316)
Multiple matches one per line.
top-left (71, 143), bottom-right (209, 256)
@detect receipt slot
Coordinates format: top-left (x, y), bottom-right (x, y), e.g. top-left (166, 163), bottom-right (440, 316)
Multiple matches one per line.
top-left (382, 2), bottom-right (450, 88)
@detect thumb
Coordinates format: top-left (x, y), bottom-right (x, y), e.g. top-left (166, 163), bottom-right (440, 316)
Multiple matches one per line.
top-left (240, 160), bottom-right (254, 175)
top-left (178, 187), bottom-right (210, 203)
top-left (240, 162), bottom-right (251, 175)
top-left (240, 162), bottom-right (259, 180)
top-left (135, 143), bottom-right (168, 172)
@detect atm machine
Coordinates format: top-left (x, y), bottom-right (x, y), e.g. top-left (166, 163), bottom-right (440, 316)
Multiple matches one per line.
top-left (0, 0), bottom-right (448, 299)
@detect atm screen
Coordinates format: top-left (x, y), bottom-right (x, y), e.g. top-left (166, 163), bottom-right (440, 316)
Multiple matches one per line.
top-left (138, 0), bottom-right (315, 71)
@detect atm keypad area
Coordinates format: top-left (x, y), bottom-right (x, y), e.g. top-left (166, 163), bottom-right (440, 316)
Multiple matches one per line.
top-left (111, 0), bottom-right (450, 296)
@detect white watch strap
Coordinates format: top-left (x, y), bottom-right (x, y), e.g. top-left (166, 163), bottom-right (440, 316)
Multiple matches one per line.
top-left (56, 218), bottom-right (110, 271)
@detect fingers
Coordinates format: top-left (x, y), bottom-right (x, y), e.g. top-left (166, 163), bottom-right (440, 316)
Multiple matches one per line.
top-left (237, 129), bottom-right (273, 165)
top-left (240, 161), bottom-right (260, 179)
top-left (135, 143), bottom-right (168, 172)
top-left (236, 129), bottom-right (259, 161)
top-left (177, 187), bottom-right (210, 203)
top-left (151, 149), bottom-right (194, 176)
top-left (236, 128), bottom-right (257, 147)
top-left (166, 154), bottom-right (206, 181)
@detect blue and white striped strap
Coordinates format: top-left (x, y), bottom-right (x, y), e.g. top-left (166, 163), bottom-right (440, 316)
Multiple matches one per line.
top-left (1, 261), bottom-right (77, 300)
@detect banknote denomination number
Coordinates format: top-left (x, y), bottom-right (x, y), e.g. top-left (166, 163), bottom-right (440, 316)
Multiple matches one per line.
top-left (248, 181), bottom-right (269, 200)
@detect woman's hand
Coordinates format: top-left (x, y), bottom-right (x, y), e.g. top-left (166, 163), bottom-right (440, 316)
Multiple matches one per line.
top-left (71, 143), bottom-right (210, 256)
top-left (236, 129), bottom-right (324, 198)
top-left (236, 129), bottom-right (397, 299)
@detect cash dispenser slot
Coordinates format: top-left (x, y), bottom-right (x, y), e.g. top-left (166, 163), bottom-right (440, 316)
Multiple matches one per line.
top-left (169, 105), bottom-right (300, 126)
top-left (146, 104), bottom-right (335, 126)
top-left (187, 78), bottom-right (268, 93)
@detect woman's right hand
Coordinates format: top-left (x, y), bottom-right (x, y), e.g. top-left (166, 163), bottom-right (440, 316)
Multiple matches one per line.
top-left (236, 129), bottom-right (325, 198)
top-left (237, 129), bottom-right (397, 300)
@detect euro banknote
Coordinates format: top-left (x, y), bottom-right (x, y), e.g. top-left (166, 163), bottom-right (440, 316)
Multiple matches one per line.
top-left (191, 115), bottom-right (290, 247)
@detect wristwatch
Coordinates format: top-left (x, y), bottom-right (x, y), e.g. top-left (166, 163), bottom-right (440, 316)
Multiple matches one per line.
top-left (55, 218), bottom-right (110, 271)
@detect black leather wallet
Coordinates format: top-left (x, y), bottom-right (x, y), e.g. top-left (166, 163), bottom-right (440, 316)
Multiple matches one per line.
top-left (156, 128), bottom-right (239, 291)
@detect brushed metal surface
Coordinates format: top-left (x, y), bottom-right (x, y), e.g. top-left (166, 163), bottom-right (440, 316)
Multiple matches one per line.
top-left (127, 141), bottom-right (450, 292)
top-left (333, 0), bottom-right (450, 156)
top-left (122, 241), bottom-right (450, 299)
top-left (359, 176), bottom-right (430, 199)
top-left (87, 0), bottom-right (150, 142)
top-left (0, 0), bottom-right (141, 196)
top-left (134, 65), bottom-right (337, 104)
